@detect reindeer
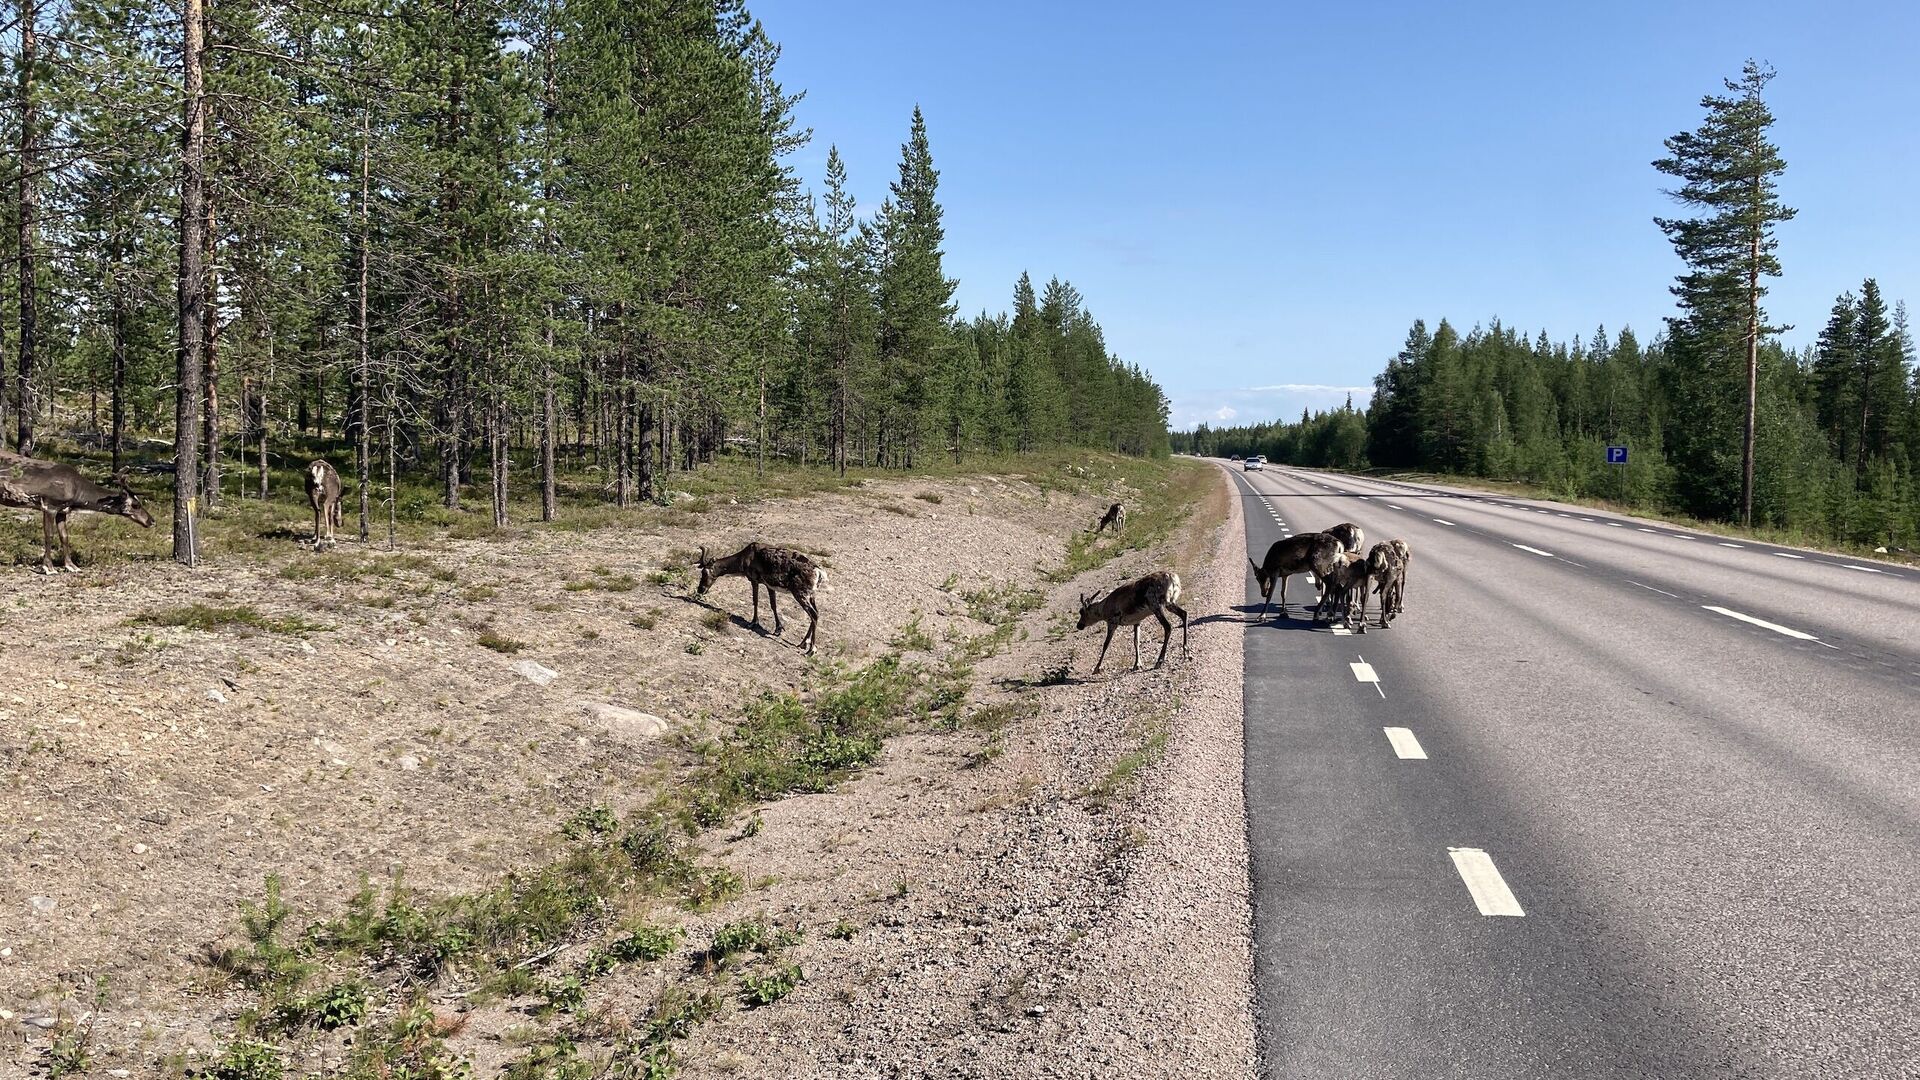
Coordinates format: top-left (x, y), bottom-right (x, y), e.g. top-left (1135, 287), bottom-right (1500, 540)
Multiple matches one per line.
top-left (304, 460), bottom-right (343, 548)
top-left (0, 450), bottom-right (154, 573)
top-left (1314, 549), bottom-right (1372, 630)
top-left (696, 541), bottom-right (828, 653)
top-left (1248, 531), bottom-right (1340, 621)
top-left (1077, 570), bottom-right (1188, 673)
top-left (1093, 502), bottom-right (1126, 534)
top-left (1372, 538), bottom-right (1411, 625)
top-left (1325, 521), bottom-right (1364, 554)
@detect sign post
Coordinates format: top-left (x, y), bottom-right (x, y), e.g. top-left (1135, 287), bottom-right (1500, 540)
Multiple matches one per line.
top-left (1605, 445), bottom-right (1628, 504)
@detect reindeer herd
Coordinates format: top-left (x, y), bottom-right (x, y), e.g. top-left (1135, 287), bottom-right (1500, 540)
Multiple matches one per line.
top-left (4, 452), bottom-right (1409, 674)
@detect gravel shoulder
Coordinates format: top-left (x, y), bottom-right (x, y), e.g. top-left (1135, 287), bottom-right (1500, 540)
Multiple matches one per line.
top-left (1, 458), bottom-right (1255, 1078)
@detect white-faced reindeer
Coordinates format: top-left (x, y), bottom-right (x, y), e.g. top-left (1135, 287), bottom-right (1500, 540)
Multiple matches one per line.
top-left (304, 460), bottom-right (343, 548)
top-left (696, 541), bottom-right (828, 653)
top-left (1093, 502), bottom-right (1126, 534)
top-left (0, 450), bottom-right (154, 572)
top-left (1248, 531), bottom-right (1340, 621)
top-left (1077, 570), bottom-right (1188, 673)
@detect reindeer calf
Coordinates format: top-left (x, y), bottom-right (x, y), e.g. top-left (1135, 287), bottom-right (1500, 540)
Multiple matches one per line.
top-left (1077, 570), bottom-right (1187, 673)
top-left (1094, 502), bottom-right (1126, 534)
top-left (1314, 549), bottom-right (1372, 631)
top-left (305, 460), bottom-right (343, 548)
top-left (697, 541), bottom-right (828, 653)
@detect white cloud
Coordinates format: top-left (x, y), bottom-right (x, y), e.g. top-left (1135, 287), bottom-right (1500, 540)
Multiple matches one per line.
top-left (1214, 406), bottom-right (1237, 421)
top-left (1245, 383), bottom-right (1375, 395)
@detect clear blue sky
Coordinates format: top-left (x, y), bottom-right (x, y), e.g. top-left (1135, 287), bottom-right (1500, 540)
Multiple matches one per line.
top-left (756, 0), bottom-right (1920, 431)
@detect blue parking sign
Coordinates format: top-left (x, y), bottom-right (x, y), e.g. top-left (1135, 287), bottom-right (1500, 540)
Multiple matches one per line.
top-left (1606, 445), bottom-right (1628, 465)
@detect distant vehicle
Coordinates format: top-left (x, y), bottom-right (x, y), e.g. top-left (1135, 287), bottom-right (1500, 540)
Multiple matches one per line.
top-left (1243, 456), bottom-right (1264, 471)
top-left (1228, 453), bottom-right (1242, 461)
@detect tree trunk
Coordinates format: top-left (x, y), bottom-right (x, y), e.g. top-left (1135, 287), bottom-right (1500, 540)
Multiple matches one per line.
top-left (202, 201), bottom-right (221, 509)
top-left (1742, 227), bottom-right (1759, 527)
top-left (541, 315), bottom-right (556, 521)
top-left (111, 262), bottom-right (128, 476)
top-left (357, 114), bottom-right (372, 541)
top-left (16, 0), bottom-right (39, 457)
top-left (175, 0), bottom-right (208, 564)
top-left (259, 328), bottom-right (273, 499)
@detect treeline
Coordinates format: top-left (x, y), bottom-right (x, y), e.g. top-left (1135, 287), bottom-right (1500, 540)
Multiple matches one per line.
top-left (1177, 300), bottom-right (1920, 547)
top-left (0, 0), bottom-right (1167, 560)
top-left (1178, 62), bottom-right (1920, 551)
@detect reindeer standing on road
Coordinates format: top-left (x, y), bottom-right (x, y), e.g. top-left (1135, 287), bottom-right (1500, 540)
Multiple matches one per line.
top-left (696, 541), bottom-right (828, 653)
top-left (0, 451), bottom-right (155, 572)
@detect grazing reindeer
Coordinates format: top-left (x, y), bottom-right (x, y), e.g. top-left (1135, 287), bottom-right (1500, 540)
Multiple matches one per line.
top-left (1093, 502), bottom-right (1126, 534)
top-left (1248, 531), bottom-right (1340, 621)
top-left (1314, 549), bottom-right (1372, 630)
top-left (1325, 521), bottom-right (1364, 554)
top-left (697, 541), bottom-right (828, 653)
top-left (1077, 570), bottom-right (1188, 673)
top-left (0, 450), bottom-right (154, 573)
top-left (304, 460), bottom-right (343, 548)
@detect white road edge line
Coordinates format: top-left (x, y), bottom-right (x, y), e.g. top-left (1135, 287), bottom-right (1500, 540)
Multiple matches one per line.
top-left (1384, 727), bottom-right (1426, 759)
top-left (1512, 544), bottom-right (1555, 558)
top-left (1702, 605), bottom-right (1818, 641)
top-left (1448, 848), bottom-right (1525, 917)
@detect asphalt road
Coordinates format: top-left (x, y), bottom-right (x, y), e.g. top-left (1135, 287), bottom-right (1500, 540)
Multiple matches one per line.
top-left (1222, 460), bottom-right (1920, 1079)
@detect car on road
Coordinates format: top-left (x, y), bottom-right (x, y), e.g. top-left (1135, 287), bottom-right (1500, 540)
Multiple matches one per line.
top-left (1228, 453), bottom-right (1241, 461)
top-left (1243, 455), bottom-right (1265, 471)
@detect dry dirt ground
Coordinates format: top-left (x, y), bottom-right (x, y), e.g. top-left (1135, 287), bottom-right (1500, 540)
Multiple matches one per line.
top-left (0, 461), bottom-right (1255, 1078)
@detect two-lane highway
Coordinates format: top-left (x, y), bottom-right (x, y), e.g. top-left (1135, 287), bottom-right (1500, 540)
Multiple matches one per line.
top-left (1225, 460), bottom-right (1920, 1079)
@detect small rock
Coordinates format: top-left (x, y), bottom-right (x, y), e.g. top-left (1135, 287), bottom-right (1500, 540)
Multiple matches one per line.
top-left (1027, 1005), bottom-right (1047, 1017)
top-left (397, 755), bottom-right (421, 772)
top-left (300, 640), bottom-right (315, 654)
top-left (206, 688), bottom-right (227, 703)
top-left (27, 896), bottom-right (56, 914)
top-left (583, 703), bottom-right (671, 742)
top-left (109, 1071), bottom-right (132, 1078)
top-left (23, 1015), bottom-right (57, 1029)
top-left (0, 1008), bottom-right (11, 1020)
top-left (1874, 545), bottom-right (1889, 554)
top-left (514, 660), bottom-right (560, 686)
top-left (140, 810), bottom-right (172, 826)
top-left (132, 843), bottom-right (149, 855)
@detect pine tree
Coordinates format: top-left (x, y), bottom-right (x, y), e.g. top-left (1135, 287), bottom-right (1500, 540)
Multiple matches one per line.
top-left (1653, 60), bottom-right (1796, 524)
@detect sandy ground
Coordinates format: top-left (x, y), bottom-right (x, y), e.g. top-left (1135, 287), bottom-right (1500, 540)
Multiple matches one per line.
top-left (0, 462), bottom-right (1255, 1078)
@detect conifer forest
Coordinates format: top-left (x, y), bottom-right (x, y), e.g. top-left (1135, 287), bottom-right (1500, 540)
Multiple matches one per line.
top-left (0, 0), bottom-right (1172, 563)
top-left (1177, 63), bottom-right (1920, 552)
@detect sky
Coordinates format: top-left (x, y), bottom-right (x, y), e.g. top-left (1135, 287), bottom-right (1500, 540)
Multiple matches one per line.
top-left (754, 0), bottom-right (1920, 431)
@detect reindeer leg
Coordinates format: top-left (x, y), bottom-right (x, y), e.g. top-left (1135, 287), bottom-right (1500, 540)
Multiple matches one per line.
top-left (1166, 601), bottom-right (1189, 655)
top-left (768, 588), bottom-right (784, 636)
top-left (749, 582), bottom-right (762, 629)
top-left (57, 510), bottom-right (78, 572)
top-left (1131, 622), bottom-right (1142, 671)
top-left (799, 596), bottom-right (818, 654)
top-left (1153, 608), bottom-right (1173, 667)
top-left (39, 509), bottom-right (55, 574)
top-left (1093, 623), bottom-right (1116, 674)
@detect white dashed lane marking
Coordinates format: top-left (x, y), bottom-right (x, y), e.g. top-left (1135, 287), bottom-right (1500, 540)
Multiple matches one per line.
top-left (1844, 565), bottom-right (1885, 574)
top-left (1773, 552), bottom-right (1805, 560)
top-left (1350, 656), bottom-right (1385, 698)
top-left (1383, 727), bottom-right (1426, 759)
top-left (1388, 504), bottom-right (1406, 510)
top-left (1433, 519), bottom-right (1456, 527)
top-left (1511, 544), bottom-right (1555, 558)
top-left (1703, 605), bottom-right (1818, 641)
top-left (1720, 543), bottom-right (1744, 548)
top-left (1449, 848), bottom-right (1525, 917)
top-left (1607, 522), bottom-right (1625, 528)
top-left (1629, 581), bottom-right (1678, 598)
